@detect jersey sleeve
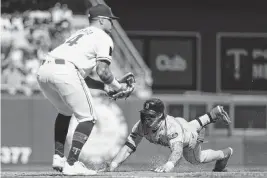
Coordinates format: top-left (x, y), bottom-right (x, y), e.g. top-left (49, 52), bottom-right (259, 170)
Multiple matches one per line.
top-left (126, 120), bottom-right (144, 151)
top-left (166, 120), bottom-right (184, 146)
top-left (95, 34), bottom-right (114, 64)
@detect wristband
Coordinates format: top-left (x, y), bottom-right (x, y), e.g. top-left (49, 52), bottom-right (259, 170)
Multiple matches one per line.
top-left (109, 78), bottom-right (122, 91)
top-left (110, 162), bottom-right (118, 168)
top-left (165, 161), bottom-right (175, 168)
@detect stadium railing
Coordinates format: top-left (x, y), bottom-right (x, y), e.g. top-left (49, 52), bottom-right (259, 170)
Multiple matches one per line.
top-left (154, 92), bottom-right (267, 137)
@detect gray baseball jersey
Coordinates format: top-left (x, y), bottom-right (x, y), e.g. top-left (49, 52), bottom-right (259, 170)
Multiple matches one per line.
top-left (127, 115), bottom-right (198, 149)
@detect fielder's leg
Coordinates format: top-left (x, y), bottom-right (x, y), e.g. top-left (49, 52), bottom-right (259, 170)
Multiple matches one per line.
top-left (54, 114), bottom-right (71, 157)
top-left (53, 114), bottom-right (71, 172)
top-left (37, 73), bottom-right (73, 172)
top-left (62, 120), bottom-right (96, 175)
top-left (54, 69), bottom-right (97, 175)
top-left (66, 120), bottom-right (94, 165)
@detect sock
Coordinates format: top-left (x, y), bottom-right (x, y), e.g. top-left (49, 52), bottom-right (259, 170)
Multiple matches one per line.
top-left (196, 114), bottom-right (213, 128)
top-left (67, 120), bottom-right (94, 165)
top-left (207, 112), bottom-right (216, 123)
top-left (54, 113), bottom-right (71, 157)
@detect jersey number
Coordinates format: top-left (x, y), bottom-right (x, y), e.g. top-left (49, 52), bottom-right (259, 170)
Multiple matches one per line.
top-left (66, 34), bottom-right (84, 46)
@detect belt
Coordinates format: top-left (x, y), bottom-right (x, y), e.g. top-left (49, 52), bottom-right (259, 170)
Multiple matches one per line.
top-left (42, 58), bottom-right (80, 72)
top-left (41, 59), bottom-right (65, 65)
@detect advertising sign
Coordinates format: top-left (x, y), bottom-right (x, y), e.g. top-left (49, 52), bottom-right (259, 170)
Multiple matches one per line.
top-left (148, 35), bottom-right (200, 90)
top-left (217, 33), bottom-right (267, 91)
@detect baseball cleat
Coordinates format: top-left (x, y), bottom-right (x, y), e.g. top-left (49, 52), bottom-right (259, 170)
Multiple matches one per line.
top-left (62, 161), bottom-right (97, 175)
top-left (213, 147), bottom-right (233, 172)
top-left (210, 106), bottom-right (231, 125)
top-left (52, 154), bottom-right (66, 172)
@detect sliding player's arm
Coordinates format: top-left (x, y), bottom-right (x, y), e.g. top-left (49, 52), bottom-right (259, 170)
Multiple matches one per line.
top-left (154, 123), bottom-right (184, 173)
top-left (109, 121), bottom-right (143, 171)
top-left (166, 140), bottom-right (183, 168)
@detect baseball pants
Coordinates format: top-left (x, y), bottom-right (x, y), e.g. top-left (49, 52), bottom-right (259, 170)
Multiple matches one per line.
top-left (37, 57), bottom-right (96, 122)
top-left (183, 117), bottom-right (224, 164)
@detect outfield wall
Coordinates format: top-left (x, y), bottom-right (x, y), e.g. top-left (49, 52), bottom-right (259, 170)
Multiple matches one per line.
top-left (1, 94), bottom-right (267, 166)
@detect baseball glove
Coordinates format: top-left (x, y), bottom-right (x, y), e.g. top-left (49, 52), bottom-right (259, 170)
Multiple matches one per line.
top-left (106, 72), bottom-right (135, 100)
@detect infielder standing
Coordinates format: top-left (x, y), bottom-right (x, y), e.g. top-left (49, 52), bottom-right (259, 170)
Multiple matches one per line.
top-left (106, 98), bottom-right (233, 172)
top-left (37, 4), bottom-right (129, 175)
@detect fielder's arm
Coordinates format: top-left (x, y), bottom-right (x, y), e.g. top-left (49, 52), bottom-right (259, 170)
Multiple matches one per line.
top-left (96, 61), bottom-right (122, 91)
top-left (84, 76), bottom-right (105, 90)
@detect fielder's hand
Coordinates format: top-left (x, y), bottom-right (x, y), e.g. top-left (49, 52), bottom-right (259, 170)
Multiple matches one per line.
top-left (98, 162), bottom-right (118, 172)
top-left (106, 72), bottom-right (135, 100)
top-left (153, 162), bottom-right (174, 173)
top-left (109, 162), bottom-right (118, 172)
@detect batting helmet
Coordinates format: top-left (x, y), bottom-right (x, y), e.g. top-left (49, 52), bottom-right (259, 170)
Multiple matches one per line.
top-left (140, 98), bottom-right (165, 116)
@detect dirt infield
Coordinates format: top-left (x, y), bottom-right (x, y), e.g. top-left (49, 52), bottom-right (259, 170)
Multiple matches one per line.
top-left (2, 164), bottom-right (267, 178)
top-left (2, 171), bottom-right (267, 178)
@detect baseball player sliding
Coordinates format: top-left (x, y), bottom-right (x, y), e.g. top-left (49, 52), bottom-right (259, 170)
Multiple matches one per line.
top-left (37, 4), bottom-right (134, 176)
top-left (104, 98), bottom-right (233, 173)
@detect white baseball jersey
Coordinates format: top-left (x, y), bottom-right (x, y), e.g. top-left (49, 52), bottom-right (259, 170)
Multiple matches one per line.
top-left (49, 26), bottom-right (114, 78)
top-left (127, 115), bottom-right (198, 149)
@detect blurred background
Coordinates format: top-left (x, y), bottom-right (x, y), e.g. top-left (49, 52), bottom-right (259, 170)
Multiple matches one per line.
top-left (1, 0), bottom-right (267, 170)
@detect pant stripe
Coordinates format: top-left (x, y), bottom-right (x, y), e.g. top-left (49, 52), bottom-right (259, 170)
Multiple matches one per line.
top-left (76, 70), bottom-right (94, 121)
